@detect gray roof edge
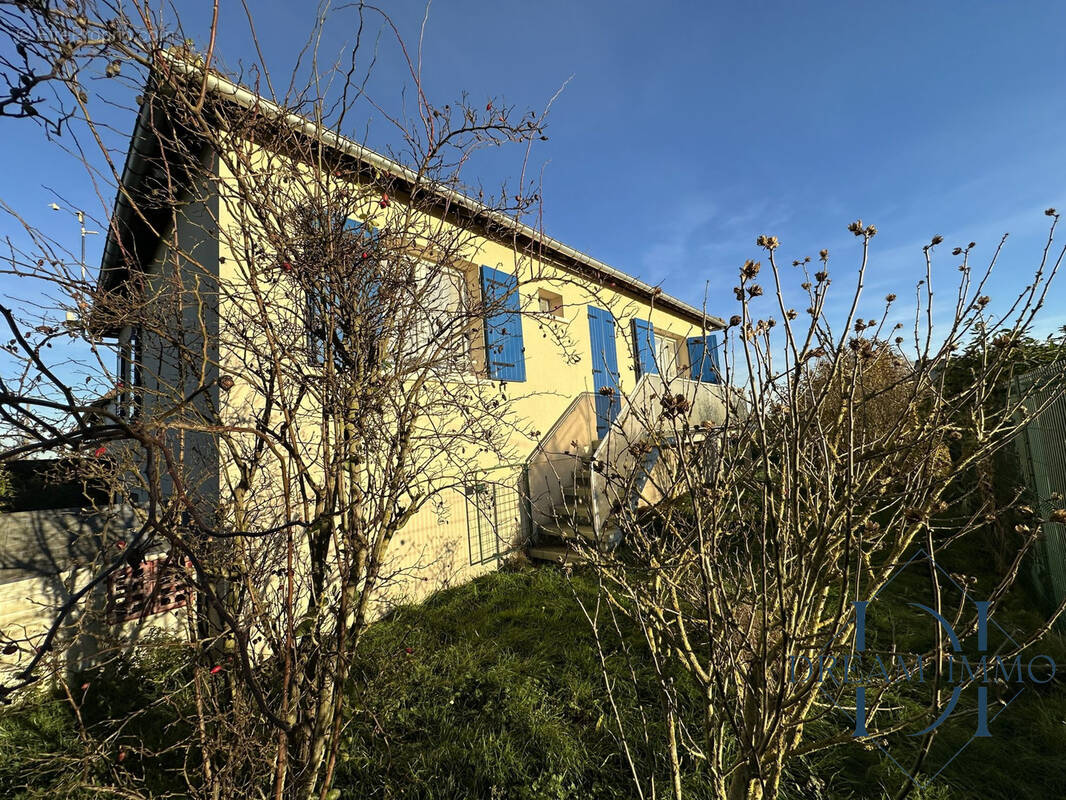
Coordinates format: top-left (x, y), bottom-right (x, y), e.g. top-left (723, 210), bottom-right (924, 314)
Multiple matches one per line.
top-left (101, 53), bottom-right (724, 329)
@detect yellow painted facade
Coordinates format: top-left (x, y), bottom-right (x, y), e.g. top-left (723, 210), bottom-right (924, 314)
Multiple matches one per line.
top-left (206, 139), bottom-right (719, 608)
top-left (0, 78), bottom-right (723, 656)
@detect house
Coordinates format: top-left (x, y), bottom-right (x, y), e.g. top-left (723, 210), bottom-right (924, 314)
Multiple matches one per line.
top-left (0, 462), bottom-right (186, 683)
top-left (2, 54), bottom-right (730, 672)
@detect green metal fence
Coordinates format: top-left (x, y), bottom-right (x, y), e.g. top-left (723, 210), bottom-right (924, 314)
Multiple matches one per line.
top-left (1012, 363), bottom-right (1066, 625)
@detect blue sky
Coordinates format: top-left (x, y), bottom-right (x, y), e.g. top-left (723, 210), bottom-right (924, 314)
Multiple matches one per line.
top-left (2, 0), bottom-right (1065, 353)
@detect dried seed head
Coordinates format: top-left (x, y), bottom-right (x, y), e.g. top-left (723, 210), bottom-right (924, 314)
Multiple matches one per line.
top-left (741, 259), bottom-right (761, 279)
top-left (847, 220), bottom-right (864, 236)
top-left (819, 249), bottom-right (829, 261)
top-left (931, 234), bottom-right (944, 246)
top-left (729, 314), bottom-right (742, 327)
top-left (1046, 208), bottom-right (1058, 217)
top-left (886, 293), bottom-right (896, 302)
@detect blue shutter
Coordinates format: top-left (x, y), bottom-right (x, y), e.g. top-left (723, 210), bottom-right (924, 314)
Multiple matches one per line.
top-left (307, 289), bottom-right (324, 364)
top-left (347, 218), bottom-right (379, 303)
top-left (631, 318), bottom-right (658, 377)
top-left (480, 266), bottom-right (526, 381)
top-left (349, 218), bottom-right (382, 357)
top-left (687, 333), bottom-right (721, 383)
top-left (588, 305), bottom-right (621, 437)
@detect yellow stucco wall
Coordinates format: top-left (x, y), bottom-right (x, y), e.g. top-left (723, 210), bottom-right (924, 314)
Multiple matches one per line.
top-left (208, 140), bottom-right (718, 608)
top-left (1, 134), bottom-right (720, 657)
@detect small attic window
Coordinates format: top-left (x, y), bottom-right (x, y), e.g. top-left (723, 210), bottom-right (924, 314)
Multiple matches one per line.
top-left (537, 289), bottom-right (564, 318)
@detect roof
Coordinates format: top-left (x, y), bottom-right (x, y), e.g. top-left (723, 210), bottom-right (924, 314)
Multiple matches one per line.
top-left (99, 53), bottom-right (724, 330)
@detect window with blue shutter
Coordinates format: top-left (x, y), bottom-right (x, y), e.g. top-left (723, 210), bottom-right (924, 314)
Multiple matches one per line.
top-left (631, 318), bottom-right (658, 378)
top-left (687, 333), bottom-right (721, 383)
top-left (480, 266), bottom-right (526, 382)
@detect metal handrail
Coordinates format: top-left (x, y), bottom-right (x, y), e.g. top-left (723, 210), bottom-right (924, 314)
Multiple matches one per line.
top-left (522, 392), bottom-right (599, 539)
top-left (590, 375), bottom-right (734, 543)
top-left (526, 391), bottom-right (596, 462)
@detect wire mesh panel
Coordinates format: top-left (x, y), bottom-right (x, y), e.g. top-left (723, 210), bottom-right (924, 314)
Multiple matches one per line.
top-left (1013, 363), bottom-right (1066, 624)
top-left (465, 470), bottom-right (522, 566)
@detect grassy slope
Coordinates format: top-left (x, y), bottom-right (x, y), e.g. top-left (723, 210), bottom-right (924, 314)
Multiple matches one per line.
top-left (2, 562), bottom-right (1062, 799)
top-left (338, 561), bottom-right (1066, 800)
top-left (337, 566), bottom-right (702, 799)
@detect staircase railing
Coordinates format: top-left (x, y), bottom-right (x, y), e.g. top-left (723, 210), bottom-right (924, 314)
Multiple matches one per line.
top-left (590, 375), bottom-right (734, 544)
top-left (523, 392), bottom-right (598, 538)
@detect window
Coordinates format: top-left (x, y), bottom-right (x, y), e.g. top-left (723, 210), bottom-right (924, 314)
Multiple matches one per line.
top-left (115, 326), bottom-right (141, 420)
top-left (108, 555), bottom-right (191, 623)
top-left (403, 262), bottom-right (471, 371)
top-left (537, 289), bottom-right (564, 318)
top-left (655, 331), bottom-right (684, 376)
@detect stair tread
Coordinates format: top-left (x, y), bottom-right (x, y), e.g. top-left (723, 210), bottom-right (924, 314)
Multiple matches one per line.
top-left (538, 522), bottom-right (596, 538)
top-left (528, 544), bottom-right (588, 566)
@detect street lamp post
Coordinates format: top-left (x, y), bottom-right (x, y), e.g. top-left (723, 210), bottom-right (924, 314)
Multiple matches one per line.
top-left (49, 203), bottom-right (99, 288)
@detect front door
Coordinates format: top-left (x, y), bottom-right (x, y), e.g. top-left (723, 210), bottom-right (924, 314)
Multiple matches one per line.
top-left (587, 305), bottom-right (620, 439)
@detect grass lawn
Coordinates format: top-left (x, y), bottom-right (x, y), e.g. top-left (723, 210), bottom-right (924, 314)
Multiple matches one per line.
top-left (335, 561), bottom-right (1066, 800)
top-left (2, 562), bottom-right (1064, 798)
top-left (337, 565), bottom-right (704, 799)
